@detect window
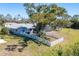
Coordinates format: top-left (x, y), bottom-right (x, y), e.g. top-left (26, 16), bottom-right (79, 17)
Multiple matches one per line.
top-left (29, 28), bottom-right (32, 31)
top-left (27, 32), bottom-right (30, 34)
top-left (22, 29), bottom-right (25, 32)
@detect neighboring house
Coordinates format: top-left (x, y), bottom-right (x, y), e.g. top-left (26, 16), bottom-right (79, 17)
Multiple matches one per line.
top-left (4, 22), bottom-right (35, 34)
top-left (4, 22), bottom-right (54, 34)
top-left (4, 22), bottom-right (34, 29)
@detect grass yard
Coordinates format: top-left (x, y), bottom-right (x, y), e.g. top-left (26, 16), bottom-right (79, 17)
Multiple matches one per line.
top-left (0, 28), bottom-right (79, 56)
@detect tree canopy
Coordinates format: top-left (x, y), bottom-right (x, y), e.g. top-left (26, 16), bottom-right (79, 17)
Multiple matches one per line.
top-left (23, 3), bottom-right (72, 32)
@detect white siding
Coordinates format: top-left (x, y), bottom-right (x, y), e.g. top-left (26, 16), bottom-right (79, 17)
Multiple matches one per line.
top-left (4, 23), bottom-right (34, 29)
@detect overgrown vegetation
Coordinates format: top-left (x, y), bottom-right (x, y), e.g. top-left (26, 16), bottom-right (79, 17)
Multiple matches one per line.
top-left (0, 27), bottom-right (9, 35)
top-left (40, 28), bottom-right (79, 56)
top-left (23, 3), bottom-right (79, 35)
top-left (24, 3), bottom-right (71, 33)
top-left (0, 28), bottom-right (79, 55)
top-left (0, 3), bottom-right (79, 56)
top-left (51, 42), bottom-right (79, 56)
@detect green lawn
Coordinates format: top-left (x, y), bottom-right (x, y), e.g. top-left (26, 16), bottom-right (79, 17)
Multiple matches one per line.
top-left (0, 28), bottom-right (79, 56)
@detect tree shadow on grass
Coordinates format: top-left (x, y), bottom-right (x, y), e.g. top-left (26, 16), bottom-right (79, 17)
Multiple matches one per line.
top-left (22, 37), bottom-right (42, 46)
top-left (5, 36), bottom-right (42, 52)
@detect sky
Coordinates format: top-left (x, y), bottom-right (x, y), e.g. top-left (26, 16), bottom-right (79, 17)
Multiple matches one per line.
top-left (0, 3), bottom-right (79, 19)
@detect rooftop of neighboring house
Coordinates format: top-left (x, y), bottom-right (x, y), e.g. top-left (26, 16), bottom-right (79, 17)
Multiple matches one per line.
top-left (4, 22), bottom-right (35, 29)
top-left (5, 19), bottom-right (31, 23)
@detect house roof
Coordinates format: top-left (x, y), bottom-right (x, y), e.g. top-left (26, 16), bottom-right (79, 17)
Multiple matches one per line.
top-left (4, 23), bottom-right (34, 29)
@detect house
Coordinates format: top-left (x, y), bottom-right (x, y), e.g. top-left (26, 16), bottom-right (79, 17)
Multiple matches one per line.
top-left (4, 22), bottom-right (34, 29)
top-left (4, 22), bottom-right (36, 34)
top-left (4, 22), bottom-right (64, 47)
top-left (15, 27), bottom-right (33, 34)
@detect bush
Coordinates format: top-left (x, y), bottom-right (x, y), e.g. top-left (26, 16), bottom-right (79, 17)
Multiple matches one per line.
top-left (71, 22), bottom-right (79, 29)
top-left (38, 31), bottom-right (46, 38)
top-left (72, 43), bottom-right (79, 56)
top-left (51, 45), bottom-right (63, 56)
top-left (0, 27), bottom-right (9, 35)
top-left (52, 43), bottom-right (79, 56)
top-left (64, 42), bottom-right (79, 56)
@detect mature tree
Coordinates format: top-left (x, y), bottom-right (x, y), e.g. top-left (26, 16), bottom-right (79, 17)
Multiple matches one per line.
top-left (24, 3), bottom-right (36, 17)
top-left (0, 14), bottom-right (5, 25)
top-left (5, 14), bottom-right (12, 20)
top-left (71, 15), bottom-right (79, 29)
top-left (71, 15), bottom-right (79, 22)
top-left (48, 4), bottom-right (67, 18)
top-left (17, 14), bottom-right (22, 20)
top-left (13, 14), bottom-right (22, 21)
top-left (23, 3), bottom-right (69, 32)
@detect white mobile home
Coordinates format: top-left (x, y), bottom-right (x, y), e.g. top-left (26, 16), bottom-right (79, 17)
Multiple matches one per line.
top-left (4, 22), bottom-right (36, 35)
top-left (4, 22), bottom-right (34, 29)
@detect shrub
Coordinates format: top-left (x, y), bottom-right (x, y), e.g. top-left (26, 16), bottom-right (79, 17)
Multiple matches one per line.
top-left (51, 43), bottom-right (79, 56)
top-left (72, 43), bottom-right (79, 56)
top-left (0, 27), bottom-right (9, 35)
top-left (51, 45), bottom-right (63, 56)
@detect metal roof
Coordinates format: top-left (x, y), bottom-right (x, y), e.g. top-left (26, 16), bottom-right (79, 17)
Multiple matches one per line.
top-left (4, 23), bottom-right (34, 29)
